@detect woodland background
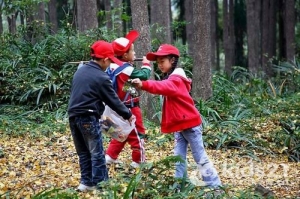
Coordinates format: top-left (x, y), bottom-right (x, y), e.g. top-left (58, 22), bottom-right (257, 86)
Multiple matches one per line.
top-left (0, 0), bottom-right (299, 198)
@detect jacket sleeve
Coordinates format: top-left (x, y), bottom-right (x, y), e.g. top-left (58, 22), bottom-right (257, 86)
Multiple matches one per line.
top-left (141, 77), bottom-right (181, 97)
top-left (130, 65), bottom-right (151, 80)
top-left (100, 78), bottom-right (132, 120)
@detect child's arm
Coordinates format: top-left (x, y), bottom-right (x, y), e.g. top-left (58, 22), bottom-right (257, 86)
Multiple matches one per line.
top-left (130, 56), bottom-right (151, 80)
top-left (132, 77), bottom-right (180, 97)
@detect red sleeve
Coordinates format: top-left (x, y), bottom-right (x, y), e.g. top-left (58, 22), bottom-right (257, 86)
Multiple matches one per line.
top-left (142, 78), bottom-right (180, 97)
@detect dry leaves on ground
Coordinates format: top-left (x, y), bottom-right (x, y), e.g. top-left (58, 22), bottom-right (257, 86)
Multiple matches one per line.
top-left (0, 132), bottom-right (299, 198)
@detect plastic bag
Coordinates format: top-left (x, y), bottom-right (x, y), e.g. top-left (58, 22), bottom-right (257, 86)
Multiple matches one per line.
top-left (101, 105), bottom-right (136, 142)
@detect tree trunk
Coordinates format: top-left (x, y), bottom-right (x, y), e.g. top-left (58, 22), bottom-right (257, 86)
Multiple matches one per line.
top-left (0, 1), bottom-right (3, 34)
top-left (234, 0), bottom-right (247, 69)
top-left (113, 0), bottom-right (123, 36)
top-left (76, 0), bottom-right (98, 32)
top-left (104, 0), bottom-right (112, 30)
top-left (7, 13), bottom-right (17, 34)
top-left (192, 0), bottom-right (212, 101)
top-left (130, 0), bottom-right (153, 120)
top-left (284, 0), bottom-right (295, 61)
top-left (48, 0), bottom-right (58, 33)
top-left (246, 0), bottom-right (261, 74)
top-left (150, 0), bottom-right (172, 44)
top-left (185, 0), bottom-right (194, 56)
top-left (210, 0), bottom-right (218, 71)
top-left (36, 2), bottom-right (46, 22)
top-left (223, 0), bottom-right (235, 75)
top-left (261, 0), bottom-right (277, 77)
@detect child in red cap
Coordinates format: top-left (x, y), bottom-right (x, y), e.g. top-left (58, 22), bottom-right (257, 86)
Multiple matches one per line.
top-left (68, 40), bottom-right (135, 191)
top-left (105, 30), bottom-right (151, 168)
top-left (131, 44), bottom-right (222, 187)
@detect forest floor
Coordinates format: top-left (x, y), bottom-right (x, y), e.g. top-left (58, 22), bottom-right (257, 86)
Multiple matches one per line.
top-left (0, 132), bottom-right (299, 199)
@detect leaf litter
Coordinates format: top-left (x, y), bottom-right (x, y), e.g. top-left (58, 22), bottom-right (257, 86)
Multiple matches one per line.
top-left (0, 131), bottom-right (299, 199)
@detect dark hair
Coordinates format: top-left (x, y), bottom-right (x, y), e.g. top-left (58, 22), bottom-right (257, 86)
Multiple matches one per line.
top-left (91, 56), bottom-right (101, 61)
top-left (162, 55), bottom-right (179, 80)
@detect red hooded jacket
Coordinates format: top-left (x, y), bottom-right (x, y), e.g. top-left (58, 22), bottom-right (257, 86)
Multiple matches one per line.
top-left (141, 68), bottom-right (202, 133)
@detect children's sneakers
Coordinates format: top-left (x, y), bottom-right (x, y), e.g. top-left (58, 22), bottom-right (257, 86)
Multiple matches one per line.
top-left (77, 183), bottom-right (96, 192)
top-left (105, 154), bottom-right (122, 164)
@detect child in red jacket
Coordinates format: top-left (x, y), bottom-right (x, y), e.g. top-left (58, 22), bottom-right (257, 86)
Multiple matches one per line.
top-left (105, 30), bottom-right (151, 168)
top-left (132, 44), bottom-right (222, 187)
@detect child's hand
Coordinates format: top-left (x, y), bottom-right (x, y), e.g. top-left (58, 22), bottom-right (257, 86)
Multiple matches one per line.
top-left (142, 56), bottom-right (150, 65)
top-left (128, 115), bottom-right (136, 125)
top-left (131, 78), bottom-right (143, 88)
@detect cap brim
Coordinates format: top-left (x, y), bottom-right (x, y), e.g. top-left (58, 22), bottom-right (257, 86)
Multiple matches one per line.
top-left (126, 30), bottom-right (139, 43)
top-left (109, 56), bottom-right (123, 66)
top-left (146, 53), bottom-right (157, 61)
top-left (146, 52), bottom-right (170, 61)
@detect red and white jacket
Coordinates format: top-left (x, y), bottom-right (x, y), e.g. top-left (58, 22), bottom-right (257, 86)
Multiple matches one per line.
top-left (141, 68), bottom-right (202, 133)
top-left (110, 63), bottom-right (151, 104)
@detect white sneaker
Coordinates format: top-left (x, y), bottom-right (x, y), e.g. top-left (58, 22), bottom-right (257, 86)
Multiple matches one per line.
top-left (130, 161), bottom-right (140, 168)
top-left (77, 183), bottom-right (96, 192)
top-left (105, 154), bottom-right (122, 164)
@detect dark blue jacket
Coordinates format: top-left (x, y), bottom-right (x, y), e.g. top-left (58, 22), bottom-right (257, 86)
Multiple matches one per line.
top-left (68, 61), bottom-right (132, 119)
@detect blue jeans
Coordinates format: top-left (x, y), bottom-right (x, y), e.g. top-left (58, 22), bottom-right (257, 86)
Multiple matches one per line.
top-left (69, 115), bottom-right (108, 187)
top-left (174, 125), bottom-right (221, 187)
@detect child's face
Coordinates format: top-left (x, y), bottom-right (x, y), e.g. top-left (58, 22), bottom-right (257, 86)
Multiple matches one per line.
top-left (156, 56), bottom-right (173, 73)
top-left (122, 44), bottom-right (136, 62)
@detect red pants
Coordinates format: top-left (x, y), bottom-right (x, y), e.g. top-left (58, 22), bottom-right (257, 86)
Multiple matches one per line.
top-left (106, 106), bottom-right (146, 163)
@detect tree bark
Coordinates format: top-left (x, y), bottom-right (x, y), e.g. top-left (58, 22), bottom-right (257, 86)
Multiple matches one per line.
top-left (210, 0), bottom-right (218, 71)
top-left (7, 13), bottom-right (17, 34)
top-left (36, 2), bottom-right (46, 22)
top-left (130, 0), bottom-right (153, 120)
top-left (0, 1), bottom-right (3, 34)
top-left (192, 0), bottom-right (212, 100)
top-left (113, 0), bottom-right (123, 36)
top-left (234, 0), bottom-right (247, 69)
top-left (223, 0), bottom-right (235, 75)
top-left (246, 0), bottom-right (261, 74)
top-left (104, 0), bottom-right (112, 30)
top-left (262, 0), bottom-right (277, 77)
top-left (150, 0), bottom-right (172, 44)
top-left (284, 0), bottom-right (295, 61)
top-left (76, 0), bottom-right (98, 32)
top-left (48, 0), bottom-right (58, 33)
top-left (185, 0), bottom-right (194, 56)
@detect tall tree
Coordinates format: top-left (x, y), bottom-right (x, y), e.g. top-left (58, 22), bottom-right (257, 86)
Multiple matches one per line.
top-left (0, 1), bottom-right (3, 34)
top-left (130, 0), bottom-right (153, 120)
top-left (184, 0), bottom-right (194, 56)
top-left (76, 0), bottom-right (98, 32)
top-left (284, 0), bottom-right (295, 61)
top-left (246, 0), bottom-right (261, 74)
top-left (211, 0), bottom-right (219, 70)
top-left (223, 0), bottom-right (235, 75)
top-left (104, 0), bottom-right (112, 30)
top-left (5, 0), bottom-right (18, 34)
top-left (36, 2), bottom-right (46, 22)
top-left (150, 0), bottom-right (172, 44)
top-left (48, 0), bottom-right (58, 33)
top-left (234, 0), bottom-right (247, 69)
top-left (192, 0), bottom-right (212, 100)
top-left (261, 0), bottom-right (277, 77)
top-left (113, 0), bottom-right (123, 36)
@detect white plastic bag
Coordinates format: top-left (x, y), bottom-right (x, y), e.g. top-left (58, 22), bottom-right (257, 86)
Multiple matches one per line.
top-left (101, 105), bottom-right (136, 142)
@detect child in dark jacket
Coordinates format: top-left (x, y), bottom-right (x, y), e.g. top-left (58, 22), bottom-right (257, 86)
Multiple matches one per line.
top-left (68, 40), bottom-right (135, 191)
top-left (105, 30), bottom-right (151, 168)
top-left (131, 44), bottom-right (222, 187)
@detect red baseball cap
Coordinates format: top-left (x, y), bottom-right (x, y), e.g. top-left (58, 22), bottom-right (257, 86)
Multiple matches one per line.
top-left (90, 40), bottom-right (123, 66)
top-left (112, 30), bottom-right (139, 56)
top-left (146, 44), bottom-right (180, 61)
